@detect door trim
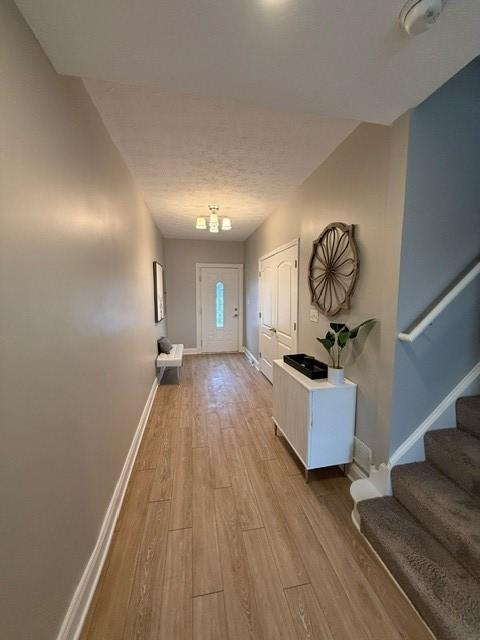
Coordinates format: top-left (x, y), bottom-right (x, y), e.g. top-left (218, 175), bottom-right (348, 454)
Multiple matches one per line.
top-left (195, 263), bottom-right (244, 354)
top-left (258, 239), bottom-right (299, 378)
top-left (259, 237), bottom-right (299, 262)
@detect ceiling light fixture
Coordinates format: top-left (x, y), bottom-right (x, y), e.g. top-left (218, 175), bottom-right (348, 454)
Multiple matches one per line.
top-left (195, 205), bottom-right (232, 233)
top-left (209, 206), bottom-right (219, 227)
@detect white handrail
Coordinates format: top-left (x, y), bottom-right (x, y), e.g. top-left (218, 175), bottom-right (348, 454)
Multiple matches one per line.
top-left (398, 260), bottom-right (480, 343)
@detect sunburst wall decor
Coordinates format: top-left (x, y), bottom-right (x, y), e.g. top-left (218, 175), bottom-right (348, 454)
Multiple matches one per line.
top-left (308, 222), bottom-right (359, 317)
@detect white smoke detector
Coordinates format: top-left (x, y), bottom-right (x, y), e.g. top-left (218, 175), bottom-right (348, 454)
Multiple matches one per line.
top-left (400, 0), bottom-right (447, 35)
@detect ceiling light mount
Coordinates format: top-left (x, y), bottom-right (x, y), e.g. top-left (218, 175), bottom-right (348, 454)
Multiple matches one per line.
top-left (400, 0), bottom-right (447, 35)
top-left (195, 205), bottom-right (232, 233)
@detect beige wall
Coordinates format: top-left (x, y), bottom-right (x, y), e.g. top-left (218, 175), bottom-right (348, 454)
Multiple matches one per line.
top-left (164, 239), bottom-right (244, 348)
top-left (245, 119), bottom-right (409, 463)
top-left (0, 2), bottom-right (166, 638)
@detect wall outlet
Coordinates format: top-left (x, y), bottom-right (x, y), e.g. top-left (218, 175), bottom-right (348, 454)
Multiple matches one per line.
top-left (310, 306), bottom-right (319, 322)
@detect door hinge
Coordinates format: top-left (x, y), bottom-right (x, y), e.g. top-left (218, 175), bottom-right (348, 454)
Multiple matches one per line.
top-left (295, 259), bottom-right (297, 268)
top-left (259, 311), bottom-right (261, 319)
top-left (294, 322), bottom-right (297, 331)
top-left (259, 271), bottom-right (261, 277)
top-left (259, 351), bottom-right (262, 358)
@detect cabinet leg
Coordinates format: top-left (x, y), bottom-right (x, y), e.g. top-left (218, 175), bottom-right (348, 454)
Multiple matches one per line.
top-left (304, 468), bottom-right (311, 483)
top-left (274, 423), bottom-right (278, 436)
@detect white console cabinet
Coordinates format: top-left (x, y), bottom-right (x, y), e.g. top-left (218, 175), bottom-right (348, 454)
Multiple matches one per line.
top-left (272, 359), bottom-right (357, 481)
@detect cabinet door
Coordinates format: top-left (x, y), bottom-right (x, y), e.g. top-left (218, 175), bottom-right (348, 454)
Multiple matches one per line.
top-left (273, 365), bottom-right (309, 464)
top-left (308, 387), bottom-right (355, 468)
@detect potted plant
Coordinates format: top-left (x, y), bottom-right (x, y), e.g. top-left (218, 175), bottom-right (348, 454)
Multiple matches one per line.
top-left (317, 319), bottom-right (375, 385)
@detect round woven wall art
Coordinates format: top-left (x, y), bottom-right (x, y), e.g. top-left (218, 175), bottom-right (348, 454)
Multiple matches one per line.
top-left (308, 222), bottom-right (359, 317)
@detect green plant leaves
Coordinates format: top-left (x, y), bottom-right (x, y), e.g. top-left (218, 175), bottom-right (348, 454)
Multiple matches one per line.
top-left (337, 329), bottom-right (351, 348)
top-left (326, 330), bottom-right (336, 343)
top-left (317, 332), bottom-right (335, 353)
top-left (318, 318), bottom-right (375, 369)
top-left (349, 318), bottom-right (375, 339)
top-left (318, 318), bottom-right (376, 369)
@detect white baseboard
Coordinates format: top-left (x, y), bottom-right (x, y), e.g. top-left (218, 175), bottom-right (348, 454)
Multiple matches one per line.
top-left (243, 346), bottom-right (260, 369)
top-left (56, 378), bottom-right (158, 640)
top-left (183, 347), bottom-right (198, 355)
top-left (346, 460), bottom-right (368, 482)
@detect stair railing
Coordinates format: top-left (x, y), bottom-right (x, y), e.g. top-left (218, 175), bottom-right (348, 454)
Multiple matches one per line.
top-left (398, 259), bottom-right (480, 343)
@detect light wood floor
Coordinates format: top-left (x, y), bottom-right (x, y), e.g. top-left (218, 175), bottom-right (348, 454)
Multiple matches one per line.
top-left (81, 353), bottom-right (432, 640)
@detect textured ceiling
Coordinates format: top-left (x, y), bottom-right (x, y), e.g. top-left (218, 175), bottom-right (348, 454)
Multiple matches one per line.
top-left (15, 0), bottom-right (480, 124)
top-left (84, 81), bottom-right (357, 240)
top-left (15, 0), bottom-right (480, 240)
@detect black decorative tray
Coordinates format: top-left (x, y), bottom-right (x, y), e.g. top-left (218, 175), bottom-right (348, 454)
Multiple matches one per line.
top-left (283, 354), bottom-right (328, 379)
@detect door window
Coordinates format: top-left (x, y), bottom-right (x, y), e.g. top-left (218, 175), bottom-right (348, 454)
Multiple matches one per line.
top-left (216, 281), bottom-right (224, 328)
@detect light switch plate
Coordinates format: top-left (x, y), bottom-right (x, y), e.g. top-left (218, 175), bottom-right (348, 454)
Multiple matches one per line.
top-left (310, 306), bottom-right (319, 322)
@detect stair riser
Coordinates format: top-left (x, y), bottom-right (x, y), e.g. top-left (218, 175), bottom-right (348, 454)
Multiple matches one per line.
top-left (425, 437), bottom-right (480, 499)
top-left (457, 396), bottom-right (480, 439)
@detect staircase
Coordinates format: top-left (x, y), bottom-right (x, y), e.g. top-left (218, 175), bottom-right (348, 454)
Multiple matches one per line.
top-left (357, 396), bottom-right (480, 640)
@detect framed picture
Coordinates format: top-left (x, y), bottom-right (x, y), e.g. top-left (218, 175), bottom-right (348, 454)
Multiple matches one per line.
top-left (153, 261), bottom-right (166, 323)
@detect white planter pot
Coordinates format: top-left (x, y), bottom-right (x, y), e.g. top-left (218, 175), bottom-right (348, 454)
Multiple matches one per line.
top-left (328, 367), bottom-right (345, 385)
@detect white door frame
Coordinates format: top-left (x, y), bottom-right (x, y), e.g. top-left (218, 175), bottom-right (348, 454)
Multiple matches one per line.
top-left (258, 238), bottom-right (299, 372)
top-left (196, 263), bottom-right (244, 353)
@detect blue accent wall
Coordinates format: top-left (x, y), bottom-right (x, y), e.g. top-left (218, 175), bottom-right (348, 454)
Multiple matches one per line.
top-left (389, 58), bottom-right (480, 454)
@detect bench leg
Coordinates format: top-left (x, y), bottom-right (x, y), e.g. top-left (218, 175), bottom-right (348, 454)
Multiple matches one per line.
top-left (176, 366), bottom-right (182, 385)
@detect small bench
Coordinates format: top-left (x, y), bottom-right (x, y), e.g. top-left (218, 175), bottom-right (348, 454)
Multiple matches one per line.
top-left (156, 343), bottom-right (184, 384)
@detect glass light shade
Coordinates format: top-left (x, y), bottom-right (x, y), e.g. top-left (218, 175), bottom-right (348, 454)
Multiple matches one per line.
top-left (221, 217), bottom-right (232, 231)
top-left (209, 212), bottom-right (219, 226)
top-left (195, 216), bottom-right (207, 230)
top-left (209, 222), bottom-right (219, 233)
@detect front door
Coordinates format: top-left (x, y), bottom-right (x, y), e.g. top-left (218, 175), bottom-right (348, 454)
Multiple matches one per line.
top-left (199, 266), bottom-right (241, 353)
top-left (259, 241), bottom-right (298, 382)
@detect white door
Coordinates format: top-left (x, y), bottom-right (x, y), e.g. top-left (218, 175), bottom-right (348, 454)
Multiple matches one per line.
top-left (259, 242), bottom-right (298, 382)
top-left (198, 266), bottom-right (241, 353)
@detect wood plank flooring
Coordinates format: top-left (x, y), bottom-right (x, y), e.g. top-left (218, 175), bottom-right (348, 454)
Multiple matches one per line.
top-left (80, 353), bottom-right (434, 640)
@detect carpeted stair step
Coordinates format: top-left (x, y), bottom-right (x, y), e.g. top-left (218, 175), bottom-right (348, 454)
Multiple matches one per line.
top-left (358, 496), bottom-right (480, 640)
top-left (457, 395), bottom-right (480, 439)
top-left (425, 428), bottom-right (480, 499)
top-left (392, 461), bottom-right (480, 580)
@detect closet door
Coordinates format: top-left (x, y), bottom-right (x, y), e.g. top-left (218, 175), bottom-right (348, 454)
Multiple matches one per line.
top-left (275, 243), bottom-right (298, 360)
top-left (259, 254), bottom-right (277, 381)
top-left (259, 241), bottom-right (298, 382)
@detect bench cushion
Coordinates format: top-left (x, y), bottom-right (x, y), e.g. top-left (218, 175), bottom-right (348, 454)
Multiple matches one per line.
top-left (156, 343), bottom-right (184, 368)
